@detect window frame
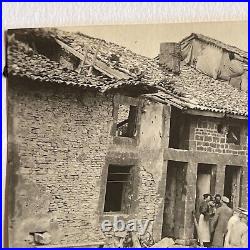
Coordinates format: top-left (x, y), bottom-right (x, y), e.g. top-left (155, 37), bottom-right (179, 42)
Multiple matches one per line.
top-left (103, 164), bottom-right (134, 214)
top-left (226, 125), bottom-right (241, 145)
top-left (111, 94), bottom-right (141, 145)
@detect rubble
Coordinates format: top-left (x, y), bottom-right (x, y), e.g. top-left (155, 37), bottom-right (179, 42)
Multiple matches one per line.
top-left (34, 232), bottom-right (52, 245)
top-left (150, 237), bottom-right (175, 248)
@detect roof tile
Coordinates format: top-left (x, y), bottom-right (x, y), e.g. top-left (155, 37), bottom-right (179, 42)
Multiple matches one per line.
top-left (7, 29), bottom-right (248, 117)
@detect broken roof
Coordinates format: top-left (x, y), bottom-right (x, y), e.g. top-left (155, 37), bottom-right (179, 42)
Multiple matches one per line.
top-left (181, 33), bottom-right (248, 63)
top-left (6, 28), bottom-right (248, 118)
top-left (7, 37), bottom-right (158, 93)
top-left (7, 39), bottom-right (109, 91)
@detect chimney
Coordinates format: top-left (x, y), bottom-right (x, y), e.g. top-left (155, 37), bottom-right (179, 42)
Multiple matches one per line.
top-left (159, 42), bottom-right (181, 74)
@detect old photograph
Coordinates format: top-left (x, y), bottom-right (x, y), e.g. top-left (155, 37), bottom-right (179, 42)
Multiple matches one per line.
top-left (4, 21), bottom-right (248, 248)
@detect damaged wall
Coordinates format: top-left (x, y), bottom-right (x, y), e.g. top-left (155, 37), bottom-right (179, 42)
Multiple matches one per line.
top-left (7, 82), bottom-right (170, 247)
top-left (101, 96), bottom-right (169, 244)
top-left (7, 77), bottom-right (248, 247)
top-left (136, 100), bottom-right (169, 242)
top-left (7, 78), bottom-right (114, 247)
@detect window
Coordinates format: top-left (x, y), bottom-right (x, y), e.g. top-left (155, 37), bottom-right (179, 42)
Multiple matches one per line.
top-left (169, 107), bottom-right (190, 149)
top-left (104, 165), bottom-right (133, 213)
top-left (116, 105), bottom-right (137, 138)
top-left (217, 124), bottom-right (223, 133)
top-left (226, 126), bottom-right (241, 145)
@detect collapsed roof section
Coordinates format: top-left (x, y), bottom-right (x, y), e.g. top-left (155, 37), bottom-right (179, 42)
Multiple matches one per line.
top-left (6, 28), bottom-right (248, 118)
top-left (6, 34), bottom-right (159, 95)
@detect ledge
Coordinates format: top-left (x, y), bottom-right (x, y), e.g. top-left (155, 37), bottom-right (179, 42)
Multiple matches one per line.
top-left (113, 136), bottom-right (137, 146)
top-left (164, 148), bottom-right (247, 166)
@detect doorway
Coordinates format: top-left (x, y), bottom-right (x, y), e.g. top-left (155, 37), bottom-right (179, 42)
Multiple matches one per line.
top-left (224, 165), bottom-right (242, 208)
top-left (195, 164), bottom-right (216, 219)
top-left (162, 161), bottom-right (187, 239)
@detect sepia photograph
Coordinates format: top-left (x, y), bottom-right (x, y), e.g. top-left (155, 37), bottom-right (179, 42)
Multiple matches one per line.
top-left (4, 20), bottom-right (248, 248)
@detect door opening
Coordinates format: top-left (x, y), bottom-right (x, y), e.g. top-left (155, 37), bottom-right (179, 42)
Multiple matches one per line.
top-left (162, 161), bottom-right (186, 239)
top-left (224, 165), bottom-right (242, 208)
top-left (195, 164), bottom-right (216, 220)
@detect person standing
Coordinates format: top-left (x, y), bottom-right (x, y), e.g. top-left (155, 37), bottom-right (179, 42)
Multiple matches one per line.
top-left (208, 196), bottom-right (217, 243)
top-left (226, 209), bottom-right (248, 248)
top-left (224, 208), bottom-right (241, 247)
top-left (214, 194), bottom-right (222, 209)
top-left (198, 194), bottom-right (212, 247)
top-left (210, 196), bottom-right (233, 247)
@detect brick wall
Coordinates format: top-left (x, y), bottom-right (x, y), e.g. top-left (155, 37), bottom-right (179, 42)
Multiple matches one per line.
top-left (8, 78), bottom-right (247, 247)
top-left (190, 117), bottom-right (248, 155)
top-left (103, 98), bottom-right (167, 243)
top-left (8, 79), bottom-right (114, 247)
top-left (8, 81), bottom-right (168, 247)
top-left (189, 116), bottom-right (248, 210)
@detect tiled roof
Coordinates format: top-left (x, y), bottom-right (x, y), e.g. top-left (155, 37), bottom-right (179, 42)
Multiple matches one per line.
top-left (53, 29), bottom-right (165, 82)
top-left (7, 38), bottom-right (158, 93)
top-left (7, 29), bottom-right (248, 117)
top-left (181, 33), bottom-right (248, 62)
top-left (7, 39), bottom-right (109, 91)
top-left (149, 63), bottom-right (248, 117)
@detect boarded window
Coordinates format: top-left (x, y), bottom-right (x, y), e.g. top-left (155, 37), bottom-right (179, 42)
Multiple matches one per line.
top-left (226, 126), bottom-right (241, 145)
top-left (104, 165), bottom-right (133, 213)
top-left (116, 105), bottom-right (137, 138)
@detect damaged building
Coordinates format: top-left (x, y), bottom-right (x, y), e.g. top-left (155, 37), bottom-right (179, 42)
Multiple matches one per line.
top-left (5, 29), bottom-right (248, 247)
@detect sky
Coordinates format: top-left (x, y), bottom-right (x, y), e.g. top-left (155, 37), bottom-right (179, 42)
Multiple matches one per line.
top-left (60, 21), bottom-right (247, 58)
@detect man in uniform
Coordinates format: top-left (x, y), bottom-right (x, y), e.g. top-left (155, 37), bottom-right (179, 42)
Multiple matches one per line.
top-left (210, 196), bottom-right (233, 247)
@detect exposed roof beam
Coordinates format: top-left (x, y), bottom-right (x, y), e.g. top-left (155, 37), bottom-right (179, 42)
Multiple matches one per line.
top-left (55, 38), bottom-right (130, 80)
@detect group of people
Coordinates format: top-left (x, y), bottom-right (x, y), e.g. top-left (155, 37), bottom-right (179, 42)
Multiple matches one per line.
top-left (198, 193), bottom-right (248, 248)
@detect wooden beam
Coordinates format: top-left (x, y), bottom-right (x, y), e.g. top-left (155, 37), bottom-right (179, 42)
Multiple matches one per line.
top-left (164, 148), bottom-right (247, 166)
top-left (226, 113), bottom-right (248, 120)
top-left (88, 41), bottom-right (101, 75)
top-left (76, 47), bottom-right (89, 73)
top-left (143, 94), bottom-right (185, 110)
top-left (183, 109), bottom-right (225, 118)
top-left (183, 108), bottom-right (247, 120)
top-left (55, 38), bottom-right (129, 80)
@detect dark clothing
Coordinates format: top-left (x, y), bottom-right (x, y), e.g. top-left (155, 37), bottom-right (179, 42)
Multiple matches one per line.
top-left (211, 203), bottom-right (233, 247)
top-left (208, 201), bottom-right (216, 217)
top-left (199, 200), bottom-right (210, 219)
top-left (203, 242), bottom-right (211, 247)
top-left (214, 200), bottom-right (222, 209)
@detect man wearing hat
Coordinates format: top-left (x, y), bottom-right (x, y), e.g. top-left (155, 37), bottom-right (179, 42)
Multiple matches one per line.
top-left (226, 209), bottom-right (248, 248)
top-left (210, 196), bottom-right (233, 247)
